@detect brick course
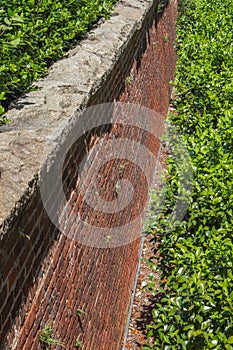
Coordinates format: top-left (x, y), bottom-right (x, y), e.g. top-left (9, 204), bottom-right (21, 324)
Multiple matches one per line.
top-left (0, 0), bottom-right (177, 349)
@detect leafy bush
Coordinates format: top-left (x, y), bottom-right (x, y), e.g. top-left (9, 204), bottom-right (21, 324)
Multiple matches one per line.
top-left (144, 0), bottom-right (233, 349)
top-left (0, 0), bottom-right (117, 124)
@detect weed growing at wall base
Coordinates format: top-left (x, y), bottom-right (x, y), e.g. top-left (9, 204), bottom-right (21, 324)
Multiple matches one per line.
top-left (0, 0), bottom-right (117, 124)
top-left (143, 0), bottom-right (233, 349)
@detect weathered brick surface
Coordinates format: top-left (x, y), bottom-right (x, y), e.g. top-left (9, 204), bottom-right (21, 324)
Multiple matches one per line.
top-left (0, 0), bottom-right (177, 349)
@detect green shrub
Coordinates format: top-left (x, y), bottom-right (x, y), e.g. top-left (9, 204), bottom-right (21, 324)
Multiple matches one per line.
top-left (144, 0), bottom-right (233, 349)
top-left (0, 0), bottom-right (117, 124)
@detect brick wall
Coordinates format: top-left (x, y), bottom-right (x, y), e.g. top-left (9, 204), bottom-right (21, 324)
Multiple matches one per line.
top-left (0, 0), bottom-right (177, 349)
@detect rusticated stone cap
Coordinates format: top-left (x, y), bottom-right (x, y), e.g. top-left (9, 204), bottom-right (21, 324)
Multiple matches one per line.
top-left (0, 0), bottom-right (154, 237)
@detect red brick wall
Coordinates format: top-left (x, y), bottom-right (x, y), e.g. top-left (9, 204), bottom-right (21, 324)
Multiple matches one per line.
top-left (0, 1), bottom-right (177, 349)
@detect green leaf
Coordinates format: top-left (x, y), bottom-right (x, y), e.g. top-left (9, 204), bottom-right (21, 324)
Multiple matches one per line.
top-left (9, 38), bottom-right (20, 46)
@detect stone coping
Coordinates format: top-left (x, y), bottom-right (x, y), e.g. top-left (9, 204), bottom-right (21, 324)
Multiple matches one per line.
top-left (0, 0), bottom-right (154, 237)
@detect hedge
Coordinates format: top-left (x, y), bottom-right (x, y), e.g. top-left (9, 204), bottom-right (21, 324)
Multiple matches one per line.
top-left (0, 0), bottom-right (117, 124)
top-left (143, 0), bottom-right (233, 349)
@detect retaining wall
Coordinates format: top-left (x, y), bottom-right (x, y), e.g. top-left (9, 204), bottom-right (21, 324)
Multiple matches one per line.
top-left (0, 0), bottom-right (177, 349)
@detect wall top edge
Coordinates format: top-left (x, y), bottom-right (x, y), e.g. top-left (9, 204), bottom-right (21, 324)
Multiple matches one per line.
top-left (0, 0), bottom-right (155, 236)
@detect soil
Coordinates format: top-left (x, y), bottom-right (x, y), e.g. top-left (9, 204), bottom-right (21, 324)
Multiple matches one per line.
top-left (124, 145), bottom-right (169, 349)
top-left (124, 233), bottom-right (159, 349)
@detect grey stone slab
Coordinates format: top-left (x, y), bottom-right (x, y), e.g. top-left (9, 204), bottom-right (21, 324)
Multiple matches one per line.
top-left (0, 0), bottom-right (156, 236)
